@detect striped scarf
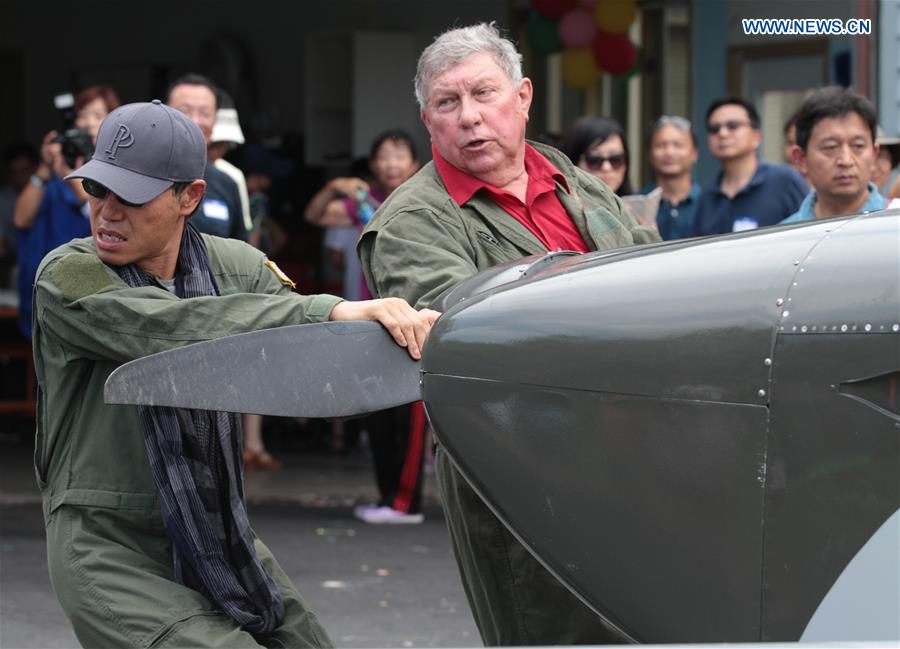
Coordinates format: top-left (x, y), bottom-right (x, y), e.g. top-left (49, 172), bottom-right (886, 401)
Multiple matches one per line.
top-left (115, 223), bottom-right (284, 636)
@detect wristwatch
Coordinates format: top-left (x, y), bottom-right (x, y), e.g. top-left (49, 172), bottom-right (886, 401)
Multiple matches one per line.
top-left (29, 174), bottom-right (45, 189)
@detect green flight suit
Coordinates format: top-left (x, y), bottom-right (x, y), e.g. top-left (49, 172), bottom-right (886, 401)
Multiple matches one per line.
top-left (33, 235), bottom-right (340, 649)
top-left (359, 141), bottom-right (659, 646)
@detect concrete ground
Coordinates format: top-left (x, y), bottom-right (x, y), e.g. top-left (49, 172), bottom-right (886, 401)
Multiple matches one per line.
top-left (0, 427), bottom-right (480, 648)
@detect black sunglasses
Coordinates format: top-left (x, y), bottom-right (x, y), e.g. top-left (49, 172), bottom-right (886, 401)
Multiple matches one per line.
top-left (706, 120), bottom-right (752, 135)
top-left (81, 178), bottom-right (147, 208)
top-left (583, 153), bottom-right (626, 171)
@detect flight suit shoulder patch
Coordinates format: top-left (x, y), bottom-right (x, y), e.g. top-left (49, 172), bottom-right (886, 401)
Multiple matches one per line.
top-left (49, 253), bottom-right (115, 301)
top-left (265, 259), bottom-right (296, 289)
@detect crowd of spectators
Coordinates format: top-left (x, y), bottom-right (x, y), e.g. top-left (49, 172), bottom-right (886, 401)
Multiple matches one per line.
top-left (3, 83), bottom-right (895, 332)
top-left (542, 88), bottom-right (897, 242)
top-left (0, 72), bottom-right (896, 514)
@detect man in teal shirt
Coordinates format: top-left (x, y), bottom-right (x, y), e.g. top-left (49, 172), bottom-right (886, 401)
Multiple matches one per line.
top-left (782, 87), bottom-right (887, 224)
top-left (640, 116), bottom-right (701, 240)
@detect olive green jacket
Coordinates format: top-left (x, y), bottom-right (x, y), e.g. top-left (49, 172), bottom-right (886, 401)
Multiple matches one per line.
top-left (32, 235), bottom-right (339, 648)
top-left (359, 140), bottom-right (659, 309)
top-left (359, 142), bottom-right (656, 646)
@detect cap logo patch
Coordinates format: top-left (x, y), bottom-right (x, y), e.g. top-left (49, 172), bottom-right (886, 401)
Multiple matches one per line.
top-left (105, 124), bottom-right (135, 159)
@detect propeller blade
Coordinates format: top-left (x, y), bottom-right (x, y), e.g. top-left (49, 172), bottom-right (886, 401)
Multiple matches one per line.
top-left (104, 321), bottom-right (421, 417)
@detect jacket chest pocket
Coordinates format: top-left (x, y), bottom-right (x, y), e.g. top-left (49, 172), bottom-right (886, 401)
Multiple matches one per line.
top-left (476, 230), bottom-right (501, 247)
top-left (474, 230), bottom-right (522, 266)
top-left (584, 207), bottom-right (632, 251)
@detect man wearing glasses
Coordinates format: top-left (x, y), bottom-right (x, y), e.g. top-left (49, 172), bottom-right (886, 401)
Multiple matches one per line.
top-left (692, 97), bottom-right (808, 236)
top-left (642, 116), bottom-right (700, 240)
top-left (32, 100), bottom-right (437, 648)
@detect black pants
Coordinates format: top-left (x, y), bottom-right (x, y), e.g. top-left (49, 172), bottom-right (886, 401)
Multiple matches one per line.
top-left (365, 402), bottom-right (426, 513)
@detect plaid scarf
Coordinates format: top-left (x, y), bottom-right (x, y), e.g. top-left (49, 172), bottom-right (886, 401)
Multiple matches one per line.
top-left (115, 223), bottom-right (285, 636)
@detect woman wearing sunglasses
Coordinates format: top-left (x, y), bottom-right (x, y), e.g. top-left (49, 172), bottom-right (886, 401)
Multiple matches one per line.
top-left (560, 116), bottom-right (632, 196)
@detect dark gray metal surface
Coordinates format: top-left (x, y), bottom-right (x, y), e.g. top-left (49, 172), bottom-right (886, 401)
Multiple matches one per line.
top-left (422, 210), bottom-right (900, 642)
top-left (104, 321), bottom-right (421, 417)
top-left (761, 211), bottom-right (900, 639)
top-left (432, 245), bottom-right (680, 312)
top-left (424, 218), bottom-right (845, 407)
top-left (765, 332), bottom-right (900, 639)
top-left (425, 376), bottom-right (768, 642)
top-left (433, 250), bottom-right (579, 312)
top-left (774, 211), bottom-right (900, 334)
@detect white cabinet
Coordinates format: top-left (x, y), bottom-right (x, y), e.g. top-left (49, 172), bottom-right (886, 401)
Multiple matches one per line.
top-left (304, 31), bottom-right (421, 166)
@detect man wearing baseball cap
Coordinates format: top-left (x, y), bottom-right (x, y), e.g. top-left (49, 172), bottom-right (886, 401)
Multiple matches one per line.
top-left (33, 100), bottom-right (437, 648)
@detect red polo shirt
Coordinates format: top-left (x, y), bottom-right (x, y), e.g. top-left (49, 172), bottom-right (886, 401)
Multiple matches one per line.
top-left (433, 144), bottom-right (589, 253)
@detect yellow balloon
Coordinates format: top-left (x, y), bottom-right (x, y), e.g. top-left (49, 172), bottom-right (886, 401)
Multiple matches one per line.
top-left (594, 0), bottom-right (636, 34)
top-left (561, 48), bottom-right (599, 89)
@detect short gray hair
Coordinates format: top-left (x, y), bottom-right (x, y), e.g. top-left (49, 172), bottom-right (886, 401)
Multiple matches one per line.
top-left (414, 22), bottom-right (523, 111)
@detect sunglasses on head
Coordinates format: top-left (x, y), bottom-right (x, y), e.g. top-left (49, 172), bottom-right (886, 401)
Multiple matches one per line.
top-left (81, 178), bottom-right (147, 208)
top-left (583, 153), bottom-right (626, 171)
top-left (707, 120), bottom-right (751, 135)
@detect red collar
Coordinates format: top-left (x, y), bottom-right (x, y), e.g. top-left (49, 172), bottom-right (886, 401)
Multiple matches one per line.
top-left (433, 144), bottom-right (569, 206)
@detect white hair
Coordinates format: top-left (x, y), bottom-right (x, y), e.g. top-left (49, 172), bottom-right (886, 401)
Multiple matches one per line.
top-left (414, 22), bottom-right (523, 111)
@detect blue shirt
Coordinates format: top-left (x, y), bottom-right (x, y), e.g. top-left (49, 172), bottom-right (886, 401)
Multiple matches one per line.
top-left (692, 161), bottom-right (809, 236)
top-left (641, 182), bottom-right (702, 240)
top-left (191, 164), bottom-right (247, 241)
top-left (781, 183), bottom-right (887, 224)
top-left (16, 176), bottom-right (91, 337)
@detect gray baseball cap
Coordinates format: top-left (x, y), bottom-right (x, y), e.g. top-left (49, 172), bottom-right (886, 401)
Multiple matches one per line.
top-left (66, 99), bottom-right (207, 205)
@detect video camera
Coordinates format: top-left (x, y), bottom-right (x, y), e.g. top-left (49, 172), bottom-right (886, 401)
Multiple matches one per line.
top-left (53, 93), bottom-right (94, 168)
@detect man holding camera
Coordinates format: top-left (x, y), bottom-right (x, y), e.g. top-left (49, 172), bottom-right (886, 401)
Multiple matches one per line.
top-left (12, 85), bottom-right (120, 337)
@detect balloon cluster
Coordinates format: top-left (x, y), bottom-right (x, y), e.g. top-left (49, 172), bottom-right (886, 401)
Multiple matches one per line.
top-left (526, 0), bottom-right (639, 88)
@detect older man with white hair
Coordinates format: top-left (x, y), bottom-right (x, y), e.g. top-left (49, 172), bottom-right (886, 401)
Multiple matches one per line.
top-left (360, 22), bottom-right (658, 646)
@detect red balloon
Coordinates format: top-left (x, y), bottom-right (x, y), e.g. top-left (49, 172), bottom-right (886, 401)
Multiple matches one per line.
top-left (558, 9), bottom-right (596, 48)
top-left (530, 0), bottom-right (576, 19)
top-left (592, 30), bottom-right (637, 75)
